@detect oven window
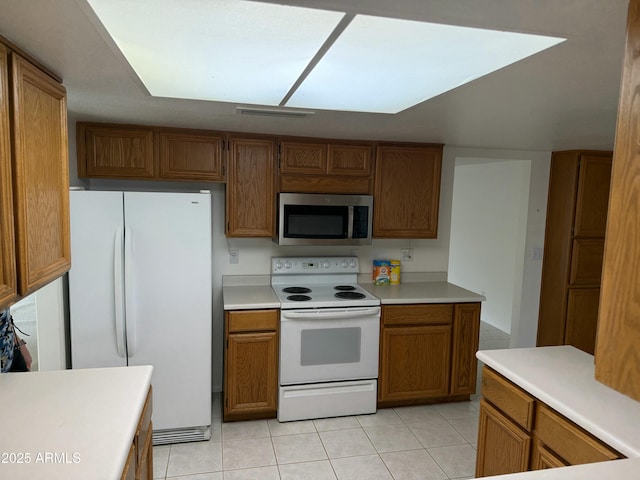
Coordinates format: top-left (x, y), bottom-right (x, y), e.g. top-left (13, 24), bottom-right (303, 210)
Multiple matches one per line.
top-left (300, 327), bottom-right (361, 366)
top-left (284, 205), bottom-right (348, 239)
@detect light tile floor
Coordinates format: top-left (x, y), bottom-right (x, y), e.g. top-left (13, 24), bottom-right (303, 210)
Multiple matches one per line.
top-left (153, 322), bottom-right (510, 480)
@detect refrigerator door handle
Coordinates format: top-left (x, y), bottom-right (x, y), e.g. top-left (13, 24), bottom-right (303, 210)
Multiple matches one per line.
top-left (124, 226), bottom-right (136, 357)
top-left (114, 227), bottom-right (126, 358)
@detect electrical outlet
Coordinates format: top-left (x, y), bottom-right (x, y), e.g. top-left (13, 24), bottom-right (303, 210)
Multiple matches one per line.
top-left (401, 248), bottom-right (413, 262)
top-left (531, 247), bottom-right (544, 261)
top-left (229, 248), bottom-right (239, 264)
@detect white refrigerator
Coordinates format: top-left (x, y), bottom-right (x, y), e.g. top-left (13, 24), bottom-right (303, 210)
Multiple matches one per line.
top-left (68, 190), bottom-right (212, 444)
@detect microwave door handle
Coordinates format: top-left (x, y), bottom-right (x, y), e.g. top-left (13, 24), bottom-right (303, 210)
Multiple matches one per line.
top-left (347, 205), bottom-right (354, 239)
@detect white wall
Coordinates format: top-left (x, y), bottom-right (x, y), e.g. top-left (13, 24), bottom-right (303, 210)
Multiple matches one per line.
top-left (445, 147), bottom-right (550, 346)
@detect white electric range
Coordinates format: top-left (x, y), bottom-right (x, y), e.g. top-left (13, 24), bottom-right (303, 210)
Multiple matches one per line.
top-left (271, 256), bottom-right (381, 422)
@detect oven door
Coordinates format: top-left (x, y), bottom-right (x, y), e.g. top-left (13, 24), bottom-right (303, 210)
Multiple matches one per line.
top-left (279, 306), bottom-right (380, 385)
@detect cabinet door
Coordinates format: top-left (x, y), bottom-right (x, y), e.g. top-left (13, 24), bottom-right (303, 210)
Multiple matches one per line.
top-left (574, 155), bottom-right (612, 237)
top-left (158, 130), bottom-right (224, 181)
top-left (224, 331), bottom-right (278, 419)
top-left (451, 303), bottom-right (481, 396)
top-left (11, 53), bottom-right (70, 296)
top-left (280, 141), bottom-right (327, 174)
top-left (379, 324), bottom-right (451, 402)
top-left (226, 136), bottom-right (276, 237)
top-left (476, 399), bottom-right (532, 477)
top-left (0, 44), bottom-right (17, 309)
top-left (565, 288), bottom-right (599, 355)
top-left (531, 441), bottom-right (568, 470)
top-left (327, 144), bottom-right (372, 176)
top-left (596, 0), bottom-right (640, 401)
top-left (80, 123), bottom-right (154, 179)
top-left (373, 145), bottom-right (442, 238)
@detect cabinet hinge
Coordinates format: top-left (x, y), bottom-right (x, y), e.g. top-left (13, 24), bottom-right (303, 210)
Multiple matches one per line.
top-left (226, 339), bottom-right (229, 349)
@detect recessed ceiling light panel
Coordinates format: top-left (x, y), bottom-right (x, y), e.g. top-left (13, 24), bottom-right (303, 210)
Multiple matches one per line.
top-left (285, 15), bottom-right (565, 113)
top-left (87, 0), bottom-right (344, 104)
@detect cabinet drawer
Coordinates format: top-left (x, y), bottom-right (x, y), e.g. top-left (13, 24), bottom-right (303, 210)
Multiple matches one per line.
top-left (382, 304), bottom-right (453, 326)
top-left (535, 403), bottom-right (621, 465)
top-left (227, 310), bottom-right (278, 332)
top-left (481, 367), bottom-right (535, 431)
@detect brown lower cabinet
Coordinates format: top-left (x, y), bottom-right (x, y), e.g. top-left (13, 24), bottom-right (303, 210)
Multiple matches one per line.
top-left (475, 367), bottom-right (622, 477)
top-left (121, 386), bottom-right (153, 480)
top-left (224, 310), bottom-right (279, 421)
top-left (378, 302), bottom-right (480, 407)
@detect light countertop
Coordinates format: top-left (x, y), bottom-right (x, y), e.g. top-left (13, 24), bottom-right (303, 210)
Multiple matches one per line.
top-left (361, 281), bottom-right (485, 304)
top-left (477, 346), bottom-right (640, 458)
top-left (479, 458), bottom-right (640, 480)
top-left (223, 275), bottom-right (484, 310)
top-left (0, 365), bottom-right (153, 480)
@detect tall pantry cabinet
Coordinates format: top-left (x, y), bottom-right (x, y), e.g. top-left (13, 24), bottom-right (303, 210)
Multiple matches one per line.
top-left (537, 151), bottom-right (612, 355)
top-left (0, 38), bottom-right (70, 311)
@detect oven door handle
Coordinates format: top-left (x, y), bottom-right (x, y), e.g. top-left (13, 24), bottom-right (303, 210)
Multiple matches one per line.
top-left (281, 307), bottom-right (380, 320)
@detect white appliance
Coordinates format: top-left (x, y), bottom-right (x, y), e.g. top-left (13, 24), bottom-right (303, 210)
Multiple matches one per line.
top-left (276, 193), bottom-right (373, 246)
top-left (272, 256), bottom-right (381, 422)
top-left (68, 190), bottom-right (212, 445)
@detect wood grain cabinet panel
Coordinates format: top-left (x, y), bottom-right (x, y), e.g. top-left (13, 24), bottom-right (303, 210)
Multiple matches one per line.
top-left (595, 0), bottom-right (640, 402)
top-left (451, 303), bottom-right (481, 396)
top-left (11, 53), bottom-right (70, 296)
top-left (481, 367), bottom-right (535, 431)
top-left (565, 288), bottom-right (600, 355)
top-left (224, 310), bottom-right (279, 421)
top-left (373, 144), bottom-right (443, 238)
top-left (278, 139), bottom-right (373, 194)
top-left (379, 324), bottom-right (451, 402)
top-left (476, 399), bottom-right (532, 478)
top-left (537, 150), bottom-right (611, 355)
top-left (0, 44), bottom-right (17, 309)
top-left (531, 441), bottom-right (568, 470)
top-left (80, 124), bottom-right (154, 179)
top-left (226, 136), bottom-right (276, 237)
top-left (158, 130), bottom-right (224, 181)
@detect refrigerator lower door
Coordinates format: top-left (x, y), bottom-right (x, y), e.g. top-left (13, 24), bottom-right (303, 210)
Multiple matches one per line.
top-left (123, 192), bottom-right (212, 440)
top-left (69, 191), bottom-right (127, 368)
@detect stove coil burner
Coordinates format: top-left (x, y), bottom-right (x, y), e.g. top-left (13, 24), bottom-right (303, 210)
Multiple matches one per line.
top-left (287, 294), bottom-right (312, 302)
top-left (282, 287), bottom-right (312, 294)
top-left (335, 291), bottom-right (366, 300)
top-left (334, 285), bottom-right (356, 291)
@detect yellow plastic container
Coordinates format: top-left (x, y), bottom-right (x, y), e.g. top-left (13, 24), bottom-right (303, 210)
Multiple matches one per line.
top-left (390, 260), bottom-right (401, 285)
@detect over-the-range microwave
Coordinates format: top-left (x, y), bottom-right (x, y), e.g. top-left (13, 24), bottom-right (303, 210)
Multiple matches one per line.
top-left (275, 193), bottom-right (373, 246)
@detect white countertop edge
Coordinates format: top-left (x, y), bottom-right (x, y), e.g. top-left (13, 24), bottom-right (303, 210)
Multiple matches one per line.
top-left (477, 347), bottom-right (640, 458)
top-left (379, 295), bottom-right (486, 304)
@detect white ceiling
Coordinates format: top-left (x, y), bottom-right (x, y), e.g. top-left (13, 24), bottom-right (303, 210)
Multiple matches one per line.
top-left (0, 0), bottom-right (630, 151)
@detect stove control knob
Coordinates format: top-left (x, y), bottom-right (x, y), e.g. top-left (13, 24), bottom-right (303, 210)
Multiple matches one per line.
top-left (341, 260), bottom-right (348, 268)
top-left (349, 259), bottom-right (357, 268)
top-left (321, 261), bottom-right (330, 268)
top-left (284, 261), bottom-right (292, 269)
top-left (275, 261), bottom-right (283, 270)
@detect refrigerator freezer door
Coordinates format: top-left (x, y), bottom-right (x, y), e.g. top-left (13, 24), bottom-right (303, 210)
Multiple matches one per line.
top-left (69, 191), bottom-right (127, 368)
top-left (123, 191), bottom-right (212, 432)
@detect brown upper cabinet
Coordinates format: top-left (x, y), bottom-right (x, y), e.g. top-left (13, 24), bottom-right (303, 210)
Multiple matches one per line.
top-left (373, 144), bottom-right (443, 238)
top-left (279, 139), bottom-right (374, 194)
top-left (537, 151), bottom-right (612, 355)
top-left (77, 122), bottom-right (225, 182)
top-left (226, 135), bottom-right (277, 237)
top-left (0, 39), bottom-right (70, 309)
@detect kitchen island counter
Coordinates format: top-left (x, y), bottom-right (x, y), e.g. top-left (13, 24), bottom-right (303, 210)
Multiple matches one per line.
top-left (0, 365), bottom-right (152, 480)
top-left (361, 280), bottom-right (485, 304)
top-left (476, 346), bottom-right (640, 480)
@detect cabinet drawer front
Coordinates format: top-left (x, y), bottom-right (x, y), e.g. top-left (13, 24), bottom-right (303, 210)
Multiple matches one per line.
top-left (535, 404), bottom-right (621, 465)
top-left (227, 310), bottom-right (278, 332)
top-left (481, 367), bottom-right (535, 431)
top-left (383, 304), bottom-right (453, 326)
